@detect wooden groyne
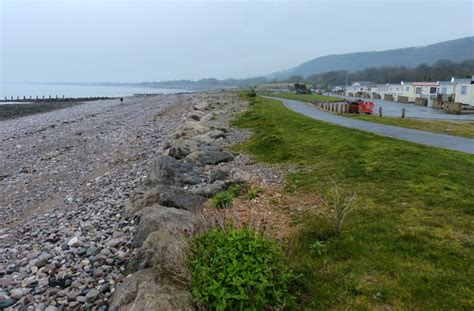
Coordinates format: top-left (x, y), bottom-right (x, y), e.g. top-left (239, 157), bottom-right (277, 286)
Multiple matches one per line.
top-left (0, 90), bottom-right (191, 103)
top-left (0, 95), bottom-right (113, 103)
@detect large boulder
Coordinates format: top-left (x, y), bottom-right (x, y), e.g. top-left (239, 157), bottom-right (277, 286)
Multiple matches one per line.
top-left (108, 269), bottom-right (193, 311)
top-left (206, 129), bottom-right (226, 140)
top-left (128, 230), bottom-right (173, 271)
top-left (187, 110), bottom-right (204, 121)
top-left (168, 138), bottom-right (221, 159)
top-left (189, 180), bottom-right (230, 197)
top-left (181, 121), bottom-right (209, 135)
top-left (128, 185), bottom-right (206, 216)
top-left (210, 168), bottom-right (231, 183)
top-left (199, 111), bottom-right (221, 123)
top-left (185, 149), bottom-right (234, 166)
top-left (147, 155), bottom-right (203, 186)
top-left (193, 101), bottom-right (210, 111)
top-left (126, 186), bottom-right (164, 216)
top-left (132, 205), bottom-right (194, 247)
top-left (168, 139), bottom-right (201, 159)
top-left (158, 186), bottom-right (207, 211)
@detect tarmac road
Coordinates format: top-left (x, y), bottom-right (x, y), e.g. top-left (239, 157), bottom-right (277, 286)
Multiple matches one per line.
top-left (269, 97), bottom-right (474, 155)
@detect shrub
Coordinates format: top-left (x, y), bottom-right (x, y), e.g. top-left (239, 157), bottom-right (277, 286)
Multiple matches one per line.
top-left (212, 190), bottom-right (234, 209)
top-left (246, 186), bottom-right (263, 200)
top-left (309, 240), bottom-right (326, 257)
top-left (189, 227), bottom-right (293, 310)
top-left (227, 183), bottom-right (243, 197)
top-left (317, 183), bottom-right (357, 236)
top-left (211, 184), bottom-right (244, 209)
top-left (247, 89), bottom-right (257, 97)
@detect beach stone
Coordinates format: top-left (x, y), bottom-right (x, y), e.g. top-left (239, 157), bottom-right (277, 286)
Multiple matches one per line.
top-left (207, 129), bottom-right (226, 139)
top-left (132, 206), bottom-right (194, 247)
top-left (24, 293), bottom-right (34, 304)
top-left (0, 298), bottom-right (16, 309)
top-left (9, 288), bottom-right (24, 300)
top-left (187, 110), bottom-right (204, 121)
top-left (69, 301), bottom-right (79, 308)
top-left (70, 280), bottom-right (82, 289)
top-left (193, 102), bottom-right (209, 111)
top-left (86, 246), bottom-right (98, 256)
top-left (26, 251), bottom-right (41, 260)
top-left (128, 231), bottom-right (172, 271)
top-left (34, 254), bottom-right (52, 268)
top-left (93, 268), bottom-right (105, 278)
top-left (108, 268), bottom-right (193, 311)
top-left (158, 186), bottom-right (206, 211)
top-left (210, 168), bottom-right (230, 182)
top-left (93, 255), bottom-right (107, 266)
top-left (86, 288), bottom-right (99, 301)
top-left (147, 155), bottom-right (202, 186)
top-left (190, 180), bottom-right (229, 197)
top-left (105, 238), bottom-right (123, 248)
top-left (6, 264), bottom-right (18, 274)
top-left (76, 296), bottom-right (87, 303)
top-left (181, 121), bottom-right (209, 135)
top-left (67, 237), bottom-right (80, 247)
top-left (167, 139), bottom-right (202, 159)
top-left (185, 149), bottom-right (233, 166)
top-left (0, 278), bottom-right (13, 288)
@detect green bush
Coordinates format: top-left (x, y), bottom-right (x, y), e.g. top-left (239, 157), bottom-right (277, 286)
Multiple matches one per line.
top-left (212, 191), bottom-right (234, 209)
top-left (189, 227), bottom-right (293, 310)
top-left (309, 240), bottom-right (326, 257)
top-left (246, 186), bottom-right (263, 200)
top-left (211, 184), bottom-right (243, 209)
top-left (247, 89), bottom-right (257, 97)
top-left (227, 184), bottom-right (243, 197)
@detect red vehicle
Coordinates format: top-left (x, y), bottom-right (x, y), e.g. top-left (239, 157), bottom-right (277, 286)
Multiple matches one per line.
top-left (347, 100), bottom-right (374, 114)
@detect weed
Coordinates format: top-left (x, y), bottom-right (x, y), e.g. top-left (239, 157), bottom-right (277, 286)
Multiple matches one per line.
top-left (189, 227), bottom-right (294, 310)
top-left (211, 191), bottom-right (234, 209)
top-left (309, 240), bottom-right (326, 256)
top-left (315, 183), bottom-right (357, 236)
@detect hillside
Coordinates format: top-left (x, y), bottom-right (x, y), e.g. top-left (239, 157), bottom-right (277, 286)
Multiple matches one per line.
top-left (271, 36), bottom-right (474, 79)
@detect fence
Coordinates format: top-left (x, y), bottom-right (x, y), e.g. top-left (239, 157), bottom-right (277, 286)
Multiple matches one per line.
top-left (0, 90), bottom-right (188, 103)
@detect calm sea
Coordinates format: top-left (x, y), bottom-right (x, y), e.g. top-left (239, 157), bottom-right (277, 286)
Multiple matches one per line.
top-left (0, 83), bottom-right (187, 99)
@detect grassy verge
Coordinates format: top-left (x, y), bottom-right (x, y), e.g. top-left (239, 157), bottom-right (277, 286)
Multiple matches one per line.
top-left (232, 95), bottom-right (474, 310)
top-left (349, 114), bottom-right (474, 138)
top-left (0, 102), bottom-right (86, 121)
top-left (262, 92), bottom-right (344, 103)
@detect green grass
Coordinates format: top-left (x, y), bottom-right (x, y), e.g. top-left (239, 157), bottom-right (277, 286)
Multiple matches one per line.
top-left (262, 92), bottom-right (344, 103)
top-left (232, 95), bottom-right (474, 310)
top-left (349, 114), bottom-right (474, 139)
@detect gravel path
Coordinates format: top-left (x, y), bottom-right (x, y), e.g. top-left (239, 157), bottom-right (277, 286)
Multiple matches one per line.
top-left (272, 97), bottom-right (474, 155)
top-left (0, 94), bottom-right (202, 310)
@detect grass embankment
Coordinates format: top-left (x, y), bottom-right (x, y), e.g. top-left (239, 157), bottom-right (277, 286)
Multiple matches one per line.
top-left (0, 102), bottom-right (85, 121)
top-left (232, 95), bottom-right (474, 310)
top-left (263, 92), bottom-right (344, 103)
top-left (351, 114), bottom-right (474, 138)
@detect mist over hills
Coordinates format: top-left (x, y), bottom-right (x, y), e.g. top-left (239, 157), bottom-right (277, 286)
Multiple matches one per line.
top-left (270, 36), bottom-right (474, 79)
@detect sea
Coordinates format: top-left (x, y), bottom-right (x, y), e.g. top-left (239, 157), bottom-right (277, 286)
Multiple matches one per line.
top-left (0, 83), bottom-right (188, 100)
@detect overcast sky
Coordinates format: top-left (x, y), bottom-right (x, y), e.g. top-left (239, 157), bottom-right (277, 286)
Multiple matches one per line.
top-left (1, 0), bottom-right (473, 83)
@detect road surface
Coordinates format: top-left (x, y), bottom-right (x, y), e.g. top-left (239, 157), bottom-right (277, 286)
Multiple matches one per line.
top-left (269, 97), bottom-right (474, 155)
top-left (335, 95), bottom-right (474, 120)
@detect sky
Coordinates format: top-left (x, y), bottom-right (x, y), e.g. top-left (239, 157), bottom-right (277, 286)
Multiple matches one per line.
top-left (0, 0), bottom-right (473, 83)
